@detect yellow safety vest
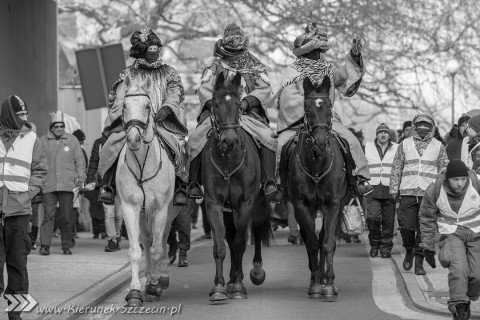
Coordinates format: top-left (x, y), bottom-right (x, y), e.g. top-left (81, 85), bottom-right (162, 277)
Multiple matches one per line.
top-left (365, 141), bottom-right (398, 186)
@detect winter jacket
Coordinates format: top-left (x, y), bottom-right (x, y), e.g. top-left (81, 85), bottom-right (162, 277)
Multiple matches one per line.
top-left (40, 131), bottom-right (86, 193)
top-left (86, 134), bottom-right (107, 184)
top-left (0, 126), bottom-right (47, 217)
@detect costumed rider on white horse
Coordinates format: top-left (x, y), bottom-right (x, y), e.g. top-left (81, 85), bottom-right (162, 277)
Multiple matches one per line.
top-left (277, 22), bottom-right (373, 196)
top-left (187, 22), bottom-right (281, 203)
top-left (98, 27), bottom-right (189, 206)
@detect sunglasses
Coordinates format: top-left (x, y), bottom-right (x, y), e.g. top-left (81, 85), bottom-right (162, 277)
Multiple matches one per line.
top-left (16, 112), bottom-right (28, 117)
top-left (52, 125), bottom-right (65, 129)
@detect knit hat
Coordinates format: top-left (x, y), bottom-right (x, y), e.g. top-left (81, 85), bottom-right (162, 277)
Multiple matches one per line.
top-left (10, 95), bottom-right (28, 113)
top-left (402, 121), bottom-right (412, 132)
top-left (469, 114), bottom-right (480, 133)
top-left (445, 159), bottom-right (469, 179)
top-left (376, 123), bottom-right (390, 135)
top-left (72, 129), bottom-right (85, 142)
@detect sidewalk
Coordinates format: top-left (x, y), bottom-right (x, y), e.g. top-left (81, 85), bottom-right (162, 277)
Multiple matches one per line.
top-left (12, 213), bottom-right (207, 320)
top-left (390, 235), bottom-right (480, 319)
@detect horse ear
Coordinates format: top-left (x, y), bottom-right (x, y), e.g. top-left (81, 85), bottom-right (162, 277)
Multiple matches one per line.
top-left (142, 76), bottom-right (153, 93)
top-left (124, 74), bottom-right (132, 89)
top-left (231, 72), bottom-right (242, 90)
top-left (303, 77), bottom-right (315, 97)
top-left (215, 72), bottom-right (225, 91)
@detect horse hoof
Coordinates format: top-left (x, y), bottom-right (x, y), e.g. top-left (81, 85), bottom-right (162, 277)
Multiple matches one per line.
top-left (209, 285), bottom-right (228, 302)
top-left (160, 276), bottom-right (169, 289)
top-left (227, 283), bottom-right (247, 299)
top-left (145, 294), bottom-right (161, 302)
top-left (308, 293), bottom-right (324, 299)
top-left (322, 294), bottom-right (337, 302)
top-left (321, 284), bottom-right (339, 302)
top-left (126, 298), bottom-right (143, 307)
top-left (250, 267), bottom-right (266, 285)
top-left (146, 283), bottom-right (163, 297)
top-left (232, 291), bottom-right (248, 299)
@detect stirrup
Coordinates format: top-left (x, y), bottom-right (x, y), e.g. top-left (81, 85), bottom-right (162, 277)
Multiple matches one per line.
top-left (264, 180), bottom-right (281, 203)
top-left (187, 181), bottom-right (203, 199)
top-left (356, 180), bottom-right (373, 196)
top-left (173, 186), bottom-right (187, 206)
top-left (98, 185), bottom-right (115, 204)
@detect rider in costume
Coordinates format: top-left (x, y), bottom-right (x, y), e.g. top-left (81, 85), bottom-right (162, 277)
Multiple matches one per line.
top-left (187, 22), bottom-right (280, 203)
top-left (98, 28), bottom-right (189, 206)
top-left (277, 23), bottom-right (372, 196)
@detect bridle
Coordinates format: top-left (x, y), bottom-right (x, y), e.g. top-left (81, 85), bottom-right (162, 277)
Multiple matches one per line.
top-left (210, 100), bottom-right (242, 140)
top-left (303, 112), bottom-right (331, 145)
top-left (122, 92), bottom-right (154, 144)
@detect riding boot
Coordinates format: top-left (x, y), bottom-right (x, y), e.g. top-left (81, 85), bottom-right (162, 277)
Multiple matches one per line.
top-left (345, 151), bottom-right (373, 196)
top-left (173, 177), bottom-right (188, 206)
top-left (259, 146), bottom-right (281, 203)
top-left (99, 159), bottom-right (118, 204)
top-left (187, 154), bottom-right (203, 199)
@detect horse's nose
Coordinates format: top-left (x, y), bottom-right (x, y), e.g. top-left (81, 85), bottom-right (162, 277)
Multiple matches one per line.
top-left (219, 130), bottom-right (237, 152)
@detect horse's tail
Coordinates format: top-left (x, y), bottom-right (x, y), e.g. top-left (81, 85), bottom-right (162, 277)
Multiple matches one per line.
top-left (252, 190), bottom-right (274, 246)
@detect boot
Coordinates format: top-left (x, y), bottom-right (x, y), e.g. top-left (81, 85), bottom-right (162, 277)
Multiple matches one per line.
top-left (39, 245), bottom-right (50, 256)
top-left (259, 146), bottom-right (281, 203)
top-left (178, 249), bottom-right (189, 267)
top-left (8, 311), bottom-right (22, 320)
top-left (92, 219), bottom-right (100, 239)
top-left (403, 249), bottom-right (414, 271)
top-left (187, 154), bottom-right (203, 199)
top-left (451, 302), bottom-right (470, 320)
top-left (173, 177), bottom-right (187, 206)
top-left (105, 239), bottom-right (117, 252)
top-left (345, 150), bottom-right (373, 196)
top-left (414, 254), bottom-right (426, 275)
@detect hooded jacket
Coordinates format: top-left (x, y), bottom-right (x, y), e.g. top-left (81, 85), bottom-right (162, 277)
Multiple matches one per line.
top-left (389, 113), bottom-right (449, 197)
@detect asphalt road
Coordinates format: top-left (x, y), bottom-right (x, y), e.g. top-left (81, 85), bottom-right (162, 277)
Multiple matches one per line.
top-left (76, 233), bottom-right (451, 320)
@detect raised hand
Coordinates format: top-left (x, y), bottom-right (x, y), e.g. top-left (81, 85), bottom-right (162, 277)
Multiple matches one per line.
top-left (351, 38), bottom-right (363, 56)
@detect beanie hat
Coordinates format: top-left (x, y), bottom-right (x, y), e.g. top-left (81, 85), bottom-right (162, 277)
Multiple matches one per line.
top-left (402, 121), bottom-right (412, 132)
top-left (376, 123), bottom-right (390, 135)
top-left (445, 159), bottom-right (469, 179)
top-left (72, 129), bottom-right (85, 142)
top-left (469, 114), bottom-right (480, 133)
top-left (10, 95), bottom-right (28, 113)
top-left (458, 115), bottom-right (469, 127)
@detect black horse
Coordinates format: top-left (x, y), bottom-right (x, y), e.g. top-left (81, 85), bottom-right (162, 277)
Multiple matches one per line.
top-left (203, 71), bottom-right (272, 302)
top-left (285, 77), bottom-right (349, 301)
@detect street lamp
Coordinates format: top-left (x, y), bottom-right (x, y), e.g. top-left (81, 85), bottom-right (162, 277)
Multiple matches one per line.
top-left (447, 59), bottom-right (460, 127)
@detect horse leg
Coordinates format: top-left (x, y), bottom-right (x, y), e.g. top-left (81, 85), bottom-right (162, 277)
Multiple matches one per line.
top-left (229, 200), bottom-right (253, 299)
top-left (139, 212), bottom-right (152, 289)
top-left (250, 195), bottom-right (269, 286)
top-left (223, 210), bottom-right (237, 295)
top-left (294, 201), bottom-right (322, 299)
top-left (159, 203), bottom-right (178, 291)
top-left (206, 200), bottom-right (228, 302)
top-left (318, 222), bottom-right (326, 285)
top-left (321, 203), bottom-right (341, 302)
top-left (122, 202), bottom-right (144, 307)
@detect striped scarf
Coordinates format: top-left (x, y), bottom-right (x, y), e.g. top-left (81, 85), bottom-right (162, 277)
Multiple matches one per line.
top-left (277, 56), bottom-right (334, 108)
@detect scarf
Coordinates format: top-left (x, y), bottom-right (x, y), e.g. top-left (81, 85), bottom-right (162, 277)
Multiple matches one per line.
top-left (292, 23), bottom-right (329, 57)
top-left (277, 56), bottom-right (334, 108)
top-left (133, 58), bottom-right (163, 70)
top-left (0, 96), bottom-right (25, 139)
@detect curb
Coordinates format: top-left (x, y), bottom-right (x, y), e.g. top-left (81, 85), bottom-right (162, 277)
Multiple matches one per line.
top-left (50, 233), bottom-right (207, 320)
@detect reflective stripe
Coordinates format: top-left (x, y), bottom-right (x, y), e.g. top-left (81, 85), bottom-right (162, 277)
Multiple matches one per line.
top-left (1, 157), bottom-right (31, 169)
top-left (1, 175), bottom-right (30, 183)
top-left (402, 171), bottom-right (438, 179)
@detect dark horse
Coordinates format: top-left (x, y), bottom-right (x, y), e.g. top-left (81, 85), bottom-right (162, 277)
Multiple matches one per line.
top-left (203, 71), bottom-right (272, 302)
top-left (285, 77), bottom-right (349, 301)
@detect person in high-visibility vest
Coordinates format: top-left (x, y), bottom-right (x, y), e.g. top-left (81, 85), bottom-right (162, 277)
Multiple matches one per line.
top-left (390, 113), bottom-right (449, 275)
top-left (365, 123), bottom-right (398, 258)
top-left (420, 159), bottom-right (480, 320)
top-left (0, 95), bottom-right (47, 320)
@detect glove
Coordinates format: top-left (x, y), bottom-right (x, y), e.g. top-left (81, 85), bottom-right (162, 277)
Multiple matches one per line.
top-left (240, 99), bottom-right (249, 114)
top-left (351, 38), bottom-right (363, 56)
top-left (83, 182), bottom-right (96, 191)
top-left (155, 107), bottom-right (172, 122)
top-left (424, 248), bottom-right (436, 269)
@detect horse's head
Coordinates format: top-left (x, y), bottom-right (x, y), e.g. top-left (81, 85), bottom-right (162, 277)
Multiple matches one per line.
top-left (303, 77), bottom-right (333, 155)
top-left (211, 71), bottom-right (242, 153)
top-left (122, 74), bottom-right (154, 151)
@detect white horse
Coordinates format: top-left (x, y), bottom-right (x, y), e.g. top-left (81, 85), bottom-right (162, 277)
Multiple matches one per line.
top-left (116, 74), bottom-right (177, 306)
